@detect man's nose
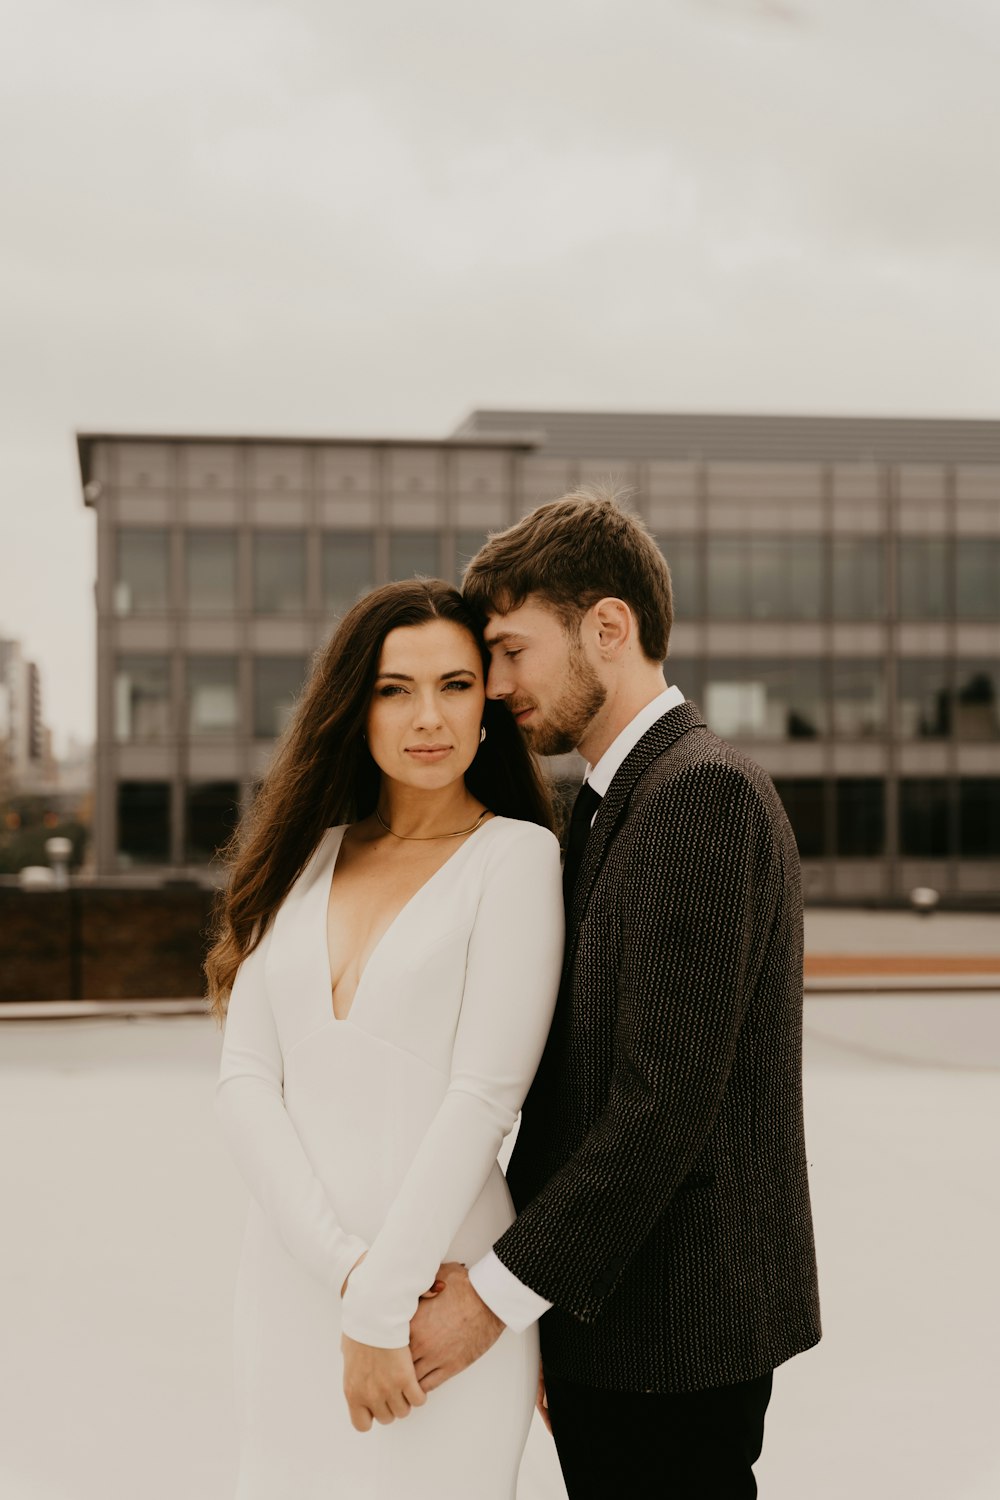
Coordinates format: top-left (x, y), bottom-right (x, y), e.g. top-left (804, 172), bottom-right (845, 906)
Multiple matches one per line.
top-left (485, 663), bottom-right (510, 701)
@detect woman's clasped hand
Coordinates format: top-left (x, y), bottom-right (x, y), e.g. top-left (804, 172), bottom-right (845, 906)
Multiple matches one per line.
top-left (340, 1336), bottom-right (427, 1432)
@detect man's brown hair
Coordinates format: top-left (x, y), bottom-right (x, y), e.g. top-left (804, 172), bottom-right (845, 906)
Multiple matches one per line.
top-left (463, 485), bottom-right (673, 661)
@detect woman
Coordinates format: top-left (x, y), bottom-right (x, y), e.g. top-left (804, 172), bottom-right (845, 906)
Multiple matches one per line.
top-left (208, 580), bottom-right (564, 1499)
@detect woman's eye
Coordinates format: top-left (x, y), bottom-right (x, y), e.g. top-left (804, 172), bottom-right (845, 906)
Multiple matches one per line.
top-left (377, 685), bottom-right (406, 698)
top-left (443, 680), bottom-right (473, 692)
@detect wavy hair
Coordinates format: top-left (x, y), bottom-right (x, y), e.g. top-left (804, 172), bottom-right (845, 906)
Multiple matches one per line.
top-left (205, 579), bottom-right (554, 1019)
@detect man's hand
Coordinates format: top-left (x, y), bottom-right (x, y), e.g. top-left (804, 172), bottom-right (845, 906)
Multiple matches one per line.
top-left (409, 1262), bottom-right (504, 1392)
top-left (341, 1335), bottom-right (427, 1432)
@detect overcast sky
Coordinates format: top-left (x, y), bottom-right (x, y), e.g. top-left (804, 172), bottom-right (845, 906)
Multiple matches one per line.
top-left (2, 0), bottom-right (998, 749)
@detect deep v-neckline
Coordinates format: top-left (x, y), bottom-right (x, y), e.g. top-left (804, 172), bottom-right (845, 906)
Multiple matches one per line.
top-left (323, 818), bottom-right (495, 1023)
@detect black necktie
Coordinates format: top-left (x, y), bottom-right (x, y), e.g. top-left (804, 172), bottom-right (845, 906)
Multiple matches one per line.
top-left (562, 781), bottom-right (602, 904)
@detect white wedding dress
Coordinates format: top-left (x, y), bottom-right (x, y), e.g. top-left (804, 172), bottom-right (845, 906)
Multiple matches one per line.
top-left (217, 816), bottom-right (564, 1499)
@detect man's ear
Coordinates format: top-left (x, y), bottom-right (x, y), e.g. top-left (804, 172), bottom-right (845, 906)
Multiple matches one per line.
top-left (590, 597), bottom-right (633, 659)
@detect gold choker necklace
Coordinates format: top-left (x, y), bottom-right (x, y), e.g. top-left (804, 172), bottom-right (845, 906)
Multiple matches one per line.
top-left (375, 806), bottom-right (490, 841)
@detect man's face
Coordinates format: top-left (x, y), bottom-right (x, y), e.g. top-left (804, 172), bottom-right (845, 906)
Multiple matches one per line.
top-left (483, 596), bottom-right (606, 756)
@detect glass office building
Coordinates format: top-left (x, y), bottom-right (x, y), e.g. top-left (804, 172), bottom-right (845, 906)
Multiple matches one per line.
top-left (80, 415), bottom-right (1000, 902)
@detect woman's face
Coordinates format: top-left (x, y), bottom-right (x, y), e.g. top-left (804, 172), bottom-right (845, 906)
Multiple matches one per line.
top-left (365, 618), bottom-right (487, 795)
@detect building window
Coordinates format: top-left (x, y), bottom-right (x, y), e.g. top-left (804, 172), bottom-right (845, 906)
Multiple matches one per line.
top-left (956, 539), bottom-right (1000, 621)
top-left (705, 539), bottom-right (747, 618)
top-left (253, 531), bottom-right (306, 614)
top-left (185, 781), bottom-right (240, 863)
top-left (832, 539), bottom-right (885, 620)
top-left (835, 779), bottom-right (885, 857)
top-left (115, 529), bottom-right (169, 615)
top-left (750, 538), bottom-right (823, 621)
top-left (706, 538), bottom-right (823, 621)
top-left (664, 658), bottom-right (701, 705)
top-left (322, 532), bottom-right (374, 616)
top-left (656, 536), bottom-right (702, 620)
top-left (114, 655), bottom-right (171, 742)
top-left (831, 660), bottom-right (886, 738)
top-left (187, 657), bottom-right (240, 735)
top-left (773, 778), bottom-right (827, 858)
top-left (897, 539), bottom-right (949, 620)
top-left (704, 660), bottom-right (826, 740)
top-left (455, 531), bottom-right (489, 583)
top-left (185, 530), bottom-right (238, 612)
top-left (117, 781), bottom-right (170, 866)
top-left (254, 656), bottom-right (308, 738)
top-left (954, 661), bottom-right (1000, 741)
top-left (389, 532), bottom-right (439, 580)
top-left (958, 780), bottom-right (1000, 858)
top-left (897, 660), bottom-right (951, 739)
top-left (899, 779), bottom-right (951, 857)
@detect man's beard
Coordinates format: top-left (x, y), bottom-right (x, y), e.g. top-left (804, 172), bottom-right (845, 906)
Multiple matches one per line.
top-left (518, 639), bottom-right (607, 756)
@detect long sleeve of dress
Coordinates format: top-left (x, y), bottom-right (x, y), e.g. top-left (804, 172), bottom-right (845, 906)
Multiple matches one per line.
top-left (340, 824), bottom-right (564, 1347)
top-left (216, 925), bottom-right (369, 1297)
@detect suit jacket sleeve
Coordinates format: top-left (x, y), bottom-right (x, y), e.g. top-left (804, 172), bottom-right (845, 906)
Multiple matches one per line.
top-left (216, 924), bottom-right (369, 1295)
top-left (494, 762), bottom-right (780, 1323)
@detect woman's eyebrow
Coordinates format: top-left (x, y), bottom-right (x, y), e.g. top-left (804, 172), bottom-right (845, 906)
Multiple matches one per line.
top-left (374, 668), bottom-right (478, 682)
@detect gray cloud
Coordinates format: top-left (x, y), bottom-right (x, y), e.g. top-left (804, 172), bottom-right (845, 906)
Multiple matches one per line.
top-left (1, 0), bottom-right (998, 747)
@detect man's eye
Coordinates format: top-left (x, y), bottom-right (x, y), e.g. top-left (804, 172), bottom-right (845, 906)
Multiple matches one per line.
top-left (505, 649), bottom-right (522, 660)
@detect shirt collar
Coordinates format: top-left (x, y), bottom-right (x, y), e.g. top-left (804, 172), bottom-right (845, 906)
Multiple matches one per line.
top-left (585, 683), bottom-right (686, 799)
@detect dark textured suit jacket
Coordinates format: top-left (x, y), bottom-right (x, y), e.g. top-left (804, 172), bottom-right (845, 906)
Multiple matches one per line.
top-left (495, 701), bottom-right (821, 1393)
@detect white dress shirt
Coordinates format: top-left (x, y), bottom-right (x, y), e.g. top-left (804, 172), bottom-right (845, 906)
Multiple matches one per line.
top-left (468, 682), bottom-right (686, 1331)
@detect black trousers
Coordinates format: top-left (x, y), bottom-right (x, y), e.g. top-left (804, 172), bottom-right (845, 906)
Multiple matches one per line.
top-left (543, 1367), bottom-right (773, 1500)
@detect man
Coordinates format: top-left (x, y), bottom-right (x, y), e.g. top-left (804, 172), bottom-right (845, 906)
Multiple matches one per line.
top-left (410, 489), bottom-right (821, 1497)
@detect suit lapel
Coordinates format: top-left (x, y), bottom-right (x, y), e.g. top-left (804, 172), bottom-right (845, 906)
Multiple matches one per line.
top-left (567, 701), bottom-right (706, 956)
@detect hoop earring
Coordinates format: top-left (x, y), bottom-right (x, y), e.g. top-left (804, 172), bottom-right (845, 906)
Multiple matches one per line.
top-left (480, 726), bottom-right (487, 744)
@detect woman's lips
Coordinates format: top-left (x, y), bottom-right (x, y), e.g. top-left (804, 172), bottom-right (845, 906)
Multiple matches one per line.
top-left (405, 745), bottom-right (452, 761)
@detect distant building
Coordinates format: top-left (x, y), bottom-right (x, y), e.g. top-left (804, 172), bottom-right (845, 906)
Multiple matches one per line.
top-left (0, 639), bottom-right (50, 794)
top-left (79, 414), bottom-right (1000, 902)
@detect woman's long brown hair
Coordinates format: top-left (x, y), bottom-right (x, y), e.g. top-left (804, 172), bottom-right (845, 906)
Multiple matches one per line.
top-left (205, 579), bottom-right (554, 1019)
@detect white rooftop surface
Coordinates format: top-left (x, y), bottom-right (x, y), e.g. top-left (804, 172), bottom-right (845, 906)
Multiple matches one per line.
top-left (803, 908), bottom-right (1000, 956)
top-left (1, 994), bottom-right (998, 1500)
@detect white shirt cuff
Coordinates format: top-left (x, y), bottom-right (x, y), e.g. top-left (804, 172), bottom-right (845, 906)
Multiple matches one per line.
top-left (468, 1250), bottom-right (553, 1333)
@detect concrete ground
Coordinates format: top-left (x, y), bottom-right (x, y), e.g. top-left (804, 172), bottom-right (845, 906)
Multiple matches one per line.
top-left (802, 908), bottom-right (1000, 987)
top-left (1, 969), bottom-right (999, 1496)
top-left (802, 908), bottom-right (1000, 957)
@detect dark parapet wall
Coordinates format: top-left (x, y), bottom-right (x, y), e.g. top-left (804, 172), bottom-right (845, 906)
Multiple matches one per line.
top-left (0, 887), bottom-right (217, 1002)
top-left (1, 888), bottom-right (74, 1000)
